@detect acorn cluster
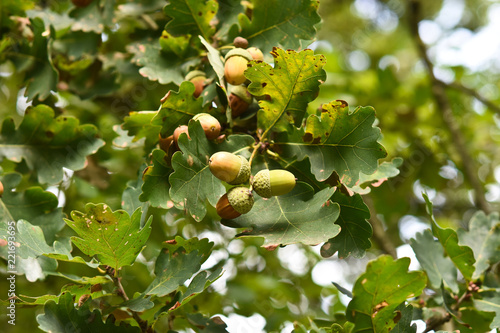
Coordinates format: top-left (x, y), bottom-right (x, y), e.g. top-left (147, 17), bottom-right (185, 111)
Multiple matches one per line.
top-left (158, 113), bottom-right (222, 166)
top-left (209, 152), bottom-right (296, 219)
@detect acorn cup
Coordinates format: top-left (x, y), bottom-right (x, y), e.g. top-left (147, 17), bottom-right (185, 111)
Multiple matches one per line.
top-left (192, 113), bottom-right (221, 140)
top-left (252, 169), bottom-right (296, 198)
top-left (216, 186), bottom-right (254, 219)
top-left (224, 48), bottom-right (253, 85)
top-left (209, 152), bottom-right (250, 185)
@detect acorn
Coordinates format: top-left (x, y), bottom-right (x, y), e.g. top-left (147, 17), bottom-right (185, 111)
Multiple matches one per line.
top-left (247, 47), bottom-right (264, 61)
top-left (229, 85), bottom-right (253, 117)
top-left (185, 70), bottom-right (206, 98)
top-left (209, 152), bottom-right (250, 185)
top-left (216, 186), bottom-right (254, 219)
top-left (192, 113), bottom-right (221, 140)
top-left (0, 180), bottom-right (3, 197)
top-left (173, 125), bottom-right (190, 148)
top-left (252, 169), bottom-right (296, 198)
top-left (233, 36), bottom-right (249, 49)
top-left (224, 48), bottom-right (253, 85)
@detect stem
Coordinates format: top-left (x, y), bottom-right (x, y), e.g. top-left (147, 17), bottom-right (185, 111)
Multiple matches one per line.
top-left (442, 80), bottom-right (500, 116)
top-left (408, 0), bottom-right (491, 214)
top-left (248, 142), bottom-right (261, 167)
top-left (364, 195), bottom-right (398, 259)
top-left (107, 266), bottom-right (150, 332)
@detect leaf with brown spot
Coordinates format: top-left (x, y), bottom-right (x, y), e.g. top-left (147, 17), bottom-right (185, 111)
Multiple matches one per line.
top-left (65, 204), bottom-right (152, 271)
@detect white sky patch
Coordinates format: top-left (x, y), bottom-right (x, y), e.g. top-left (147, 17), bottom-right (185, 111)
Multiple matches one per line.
top-left (397, 244), bottom-right (421, 271)
top-left (398, 215), bottom-right (431, 243)
top-left (434, 4), bottom-right (500, 71)
top-left (277, 244), bottom-right (309, 276)
top-left (46, 186), bottom-right (66, 208)
top-left (216, 313), bottom-right (266, 333)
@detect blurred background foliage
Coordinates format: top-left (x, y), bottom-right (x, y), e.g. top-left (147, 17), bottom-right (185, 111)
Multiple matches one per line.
top-left (1, 0), bottom-right (499, 331)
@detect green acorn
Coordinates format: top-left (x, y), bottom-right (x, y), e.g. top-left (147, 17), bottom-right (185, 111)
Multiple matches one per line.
top-left (252, 169), bottom-right (296, 198)
top-left (209, 152), bottom-right (250, 185)
top-left (216, 186), bottom-right (254, 219)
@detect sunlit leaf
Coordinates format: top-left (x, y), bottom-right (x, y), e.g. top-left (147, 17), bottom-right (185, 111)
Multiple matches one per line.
top-left (65, 205), bottom-right (152, 271)
top-left (245, 48), bottom-right (326, 134)
top-left (346, 256), bottom-right (426, 332)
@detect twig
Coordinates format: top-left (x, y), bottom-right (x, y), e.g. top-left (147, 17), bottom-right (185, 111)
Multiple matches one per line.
top-left (441, 80), bottom-right (500, 116)
top-left (364, 195), bottom-right (398, 259)
top-left (408, 0), bottom-right (491, 214)
top-left (106, 266), bottom-right (151, 333)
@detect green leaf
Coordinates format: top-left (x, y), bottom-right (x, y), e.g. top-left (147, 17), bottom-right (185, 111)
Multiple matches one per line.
top-left (215, 0), bottom-right (244, 38)
top-left (122, 171), bottom-right (148, 217)
top-left (474, 292), bottom-right (500, 329)
top-left (169, 121), bottom-right (254, 221)
top-left (163, 0), bottom-right (218, 41)
top-left (349, 157), bottom-right (403, 195)
top-left (160, 30), bottom-right (191, 57)
top-left (144, 241), bottom-right (213, 297)
top-left (69, 0), bottom-right (113, 33)
top-left (2, 220), bottom-right (52, 259)
top-left (0, 104), bottom-right (105, 184)
top-left (460, 308), bottom-right (495, 332)
top-left (346, 256), bottom-right (426, 333)
top-left (457, 211), bottom-right (500, 280)
top-left (238, 0), bottom-right (321, 54)
top-left (186, 313), bottom-right (229, 332)
top-left (120, 111), bottom-right (161, 151)
top-left (140, 149), bottom-right (172, 209)
top-left (320, 190), bottom-right (372, 259)
top-left (65, 205), bottom-right (152, 271)
top-left (410, 229), bottom-right (459, 293)
top-left (199, 36), bottom-right (225, 85)
top-left (275, 101), bottom-right (387, 186)
top-left (0, 172), bottom-right (63, 243)
top-left (392, 303), bottom-right (417, 333)
top-left (245, 48), bottom-right (326, 134)
top-left (423, 194), bottom-right (476, 280)
top-left (24, 18), bottom-right (58, 101)
top-left (151, 81), bottom-right (211, 137)
top-left (222, 182), bottom-right (340, 247)
top-left (46, 237), bottom-right (100, 268)
top-left (128, 42), bottom-right (193, 85)
top-left (37, 293), bottom-right (140, 333)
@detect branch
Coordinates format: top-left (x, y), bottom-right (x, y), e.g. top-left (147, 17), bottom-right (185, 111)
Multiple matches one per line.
top-left (441, 80), bottom-right (500, 116)
top-left (106, 266), bottom-right (151, 333)
top-left (364, 195), bottom-right (398, 259)
top-left (408, 0), bottom-right (491, 214)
